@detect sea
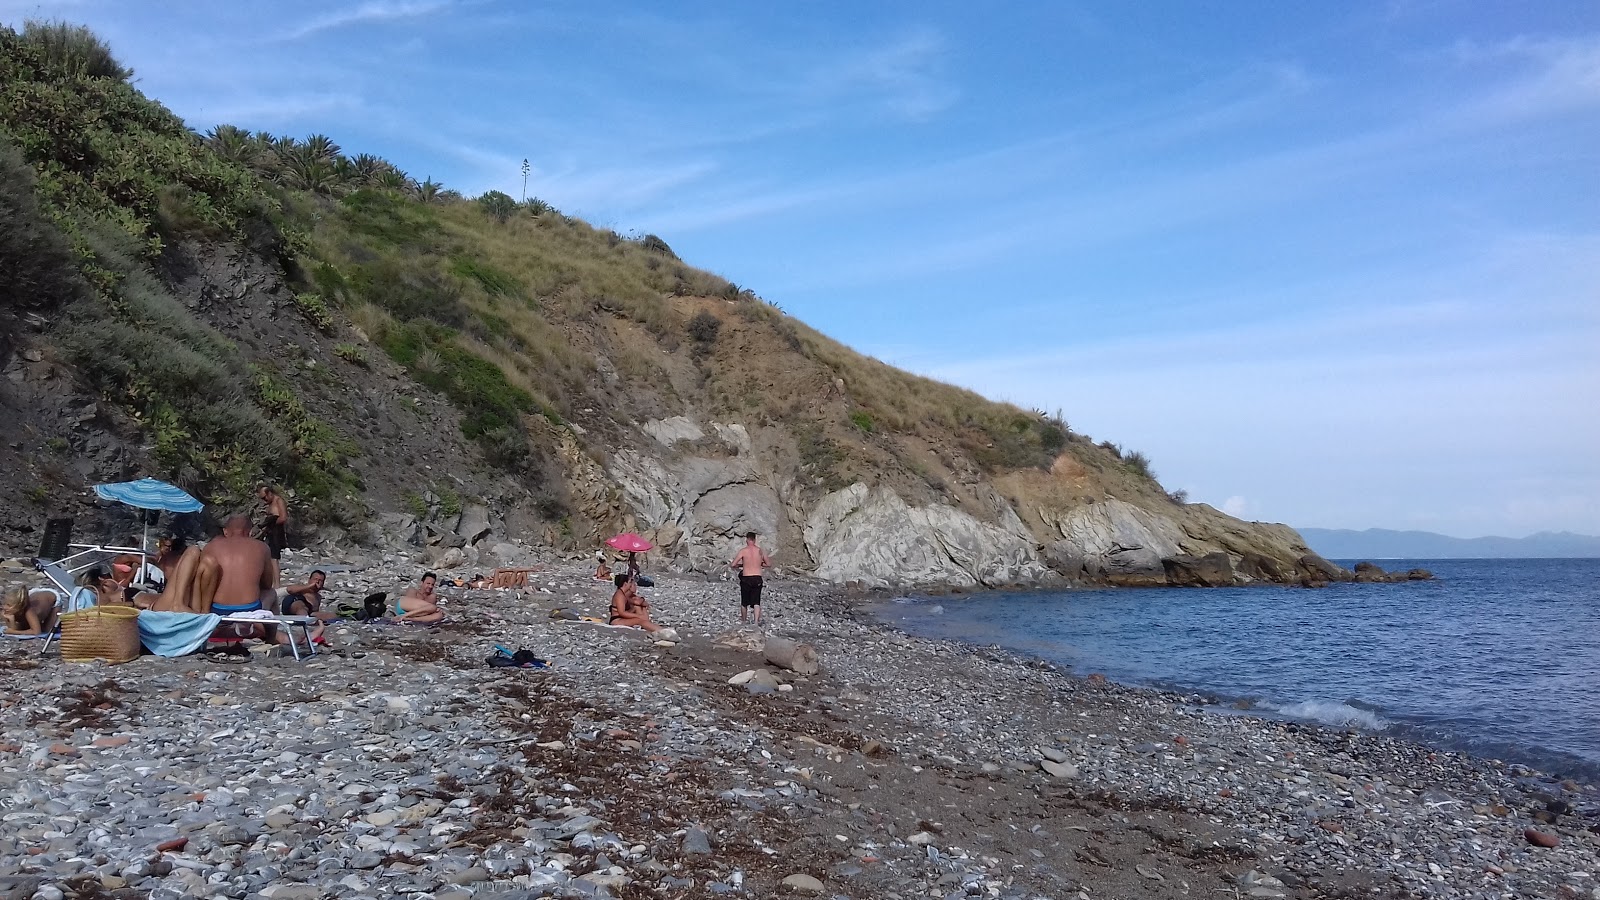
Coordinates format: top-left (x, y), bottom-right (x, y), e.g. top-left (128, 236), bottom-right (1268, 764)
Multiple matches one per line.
top-left (871, 558), bottom-right (1600, 783)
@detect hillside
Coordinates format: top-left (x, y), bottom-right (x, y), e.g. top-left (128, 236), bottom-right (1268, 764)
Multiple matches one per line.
top-left (1302, 528), bottom-right (1600, 560)
top-left (0, 22), bottom-right (1337, 589)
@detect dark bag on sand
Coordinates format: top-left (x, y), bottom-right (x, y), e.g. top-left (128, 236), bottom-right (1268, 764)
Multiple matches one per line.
top-left (488, 647), bottom-right (549, 668)
top-left (356, 592), bottom-right (388, 621)
top-left (635, 575), bottom-right (654, 587)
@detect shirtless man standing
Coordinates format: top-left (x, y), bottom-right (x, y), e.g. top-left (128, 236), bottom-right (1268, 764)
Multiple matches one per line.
top-left (395, 572), bottom-right (445, 624)
top-left (730, 531), bottom-right (770, 625)
top-left (609, 573), bottom-right (661, 632)
top-left (193, 515), bottom-right (278, 641)
top-left (258, 485), bottom-right (288, 578)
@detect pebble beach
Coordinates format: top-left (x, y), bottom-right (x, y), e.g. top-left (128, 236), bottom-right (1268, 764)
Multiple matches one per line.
top-left (2, 547), bottom-right (1597, 900)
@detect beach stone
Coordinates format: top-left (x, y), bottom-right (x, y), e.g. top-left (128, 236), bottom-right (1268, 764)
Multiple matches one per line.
top-left (350, 851), bottom-right (384, 869)
top-left (1040, 760), bottom-right (1077, 779)
top-left (782, 873), bottom-right (825, 893)
top-left (1525, 829), bottom-right (1560, 848)
top-left (1040, 747), bottom-right (1069, 764)
top-left (682, 828), bottom-right (712, 855)
top-left (448, 867), bottom-right (489, 884)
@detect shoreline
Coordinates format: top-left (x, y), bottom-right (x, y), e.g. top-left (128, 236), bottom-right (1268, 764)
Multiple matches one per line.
top-left (1, 550), bottom-right (1596, 899)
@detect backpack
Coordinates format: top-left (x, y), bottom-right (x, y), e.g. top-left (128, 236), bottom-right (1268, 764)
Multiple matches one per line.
top-left (346, 592), bottom-right (388, 620)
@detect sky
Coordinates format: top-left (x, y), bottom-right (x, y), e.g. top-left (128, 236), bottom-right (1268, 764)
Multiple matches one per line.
top-left (4, 0), bottom-right (1597, 538)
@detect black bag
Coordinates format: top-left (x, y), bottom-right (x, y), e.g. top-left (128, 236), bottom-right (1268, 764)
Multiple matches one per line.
top-left (357, 592), bottom-right (388, 620)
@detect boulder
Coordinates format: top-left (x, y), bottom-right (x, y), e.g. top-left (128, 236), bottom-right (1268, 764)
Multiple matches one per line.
top-left (1236, 552), bottom-right (1287, 582)
top-left (456, 504), bottom-right (492, 545)
top-left (1352, 561), bottom-right (1391, 583)
top-left (1297, 554), bottom-right (1354, 583)
top-left (1163, 552), bottom-right (1237, 587)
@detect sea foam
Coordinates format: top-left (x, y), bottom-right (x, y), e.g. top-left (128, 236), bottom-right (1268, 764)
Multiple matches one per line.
top-left (1260, 699), bottom-right (1389, 731)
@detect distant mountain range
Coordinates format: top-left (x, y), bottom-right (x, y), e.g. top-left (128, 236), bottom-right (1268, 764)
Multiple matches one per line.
top-left (1299, 528), bottom-right (1600, 560)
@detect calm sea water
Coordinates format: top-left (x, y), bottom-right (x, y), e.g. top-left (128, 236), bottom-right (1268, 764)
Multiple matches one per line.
top-left (873, 559), bottom-right (1600, 782)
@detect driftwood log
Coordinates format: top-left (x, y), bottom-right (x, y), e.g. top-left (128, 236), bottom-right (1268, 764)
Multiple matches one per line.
top-left (763, 636), bottom-right (820, 676)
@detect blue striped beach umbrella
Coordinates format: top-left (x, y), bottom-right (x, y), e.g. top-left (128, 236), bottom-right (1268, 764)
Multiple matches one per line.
top-left (93, 478), bottom-right (204, 512)
top-left (93, 478), bottom-right (204, 557)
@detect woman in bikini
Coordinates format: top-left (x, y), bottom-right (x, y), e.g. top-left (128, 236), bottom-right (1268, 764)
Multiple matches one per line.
top-left (3, 584), bottom-right (61, 635)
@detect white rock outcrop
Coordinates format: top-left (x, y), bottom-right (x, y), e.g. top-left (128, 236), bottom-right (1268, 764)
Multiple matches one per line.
top-left (804, 483), bottom-right (1051, 588)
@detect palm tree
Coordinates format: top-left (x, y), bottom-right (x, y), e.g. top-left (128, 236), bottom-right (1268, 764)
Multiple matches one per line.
top-left (374, 169), bottom-right (409, 192)
top-left (302, 134), bottom-right (341, 163)
top-left (350, 154), bottom-right (383, 186)
top-left (205, 125), bottom-right (256, 165)
top-left (418, 179), bottom-right (442, 204)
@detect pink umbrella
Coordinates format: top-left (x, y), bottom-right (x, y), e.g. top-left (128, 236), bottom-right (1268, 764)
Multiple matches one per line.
top-left (605, 532), bottom-right (654, 553)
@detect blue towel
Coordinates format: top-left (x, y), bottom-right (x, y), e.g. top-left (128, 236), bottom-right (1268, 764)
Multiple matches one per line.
top-left (137, 611), bottom-right (222, 657)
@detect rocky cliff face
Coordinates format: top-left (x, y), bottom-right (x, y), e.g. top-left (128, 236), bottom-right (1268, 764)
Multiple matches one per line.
top-left (575, 411), bottom-right (1343, 591)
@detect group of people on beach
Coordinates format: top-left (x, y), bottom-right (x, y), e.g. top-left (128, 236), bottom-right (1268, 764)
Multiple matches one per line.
top-left (601, 531), bottom-right (771, 633)
top-left (7, 485), bottom-right (777, 653)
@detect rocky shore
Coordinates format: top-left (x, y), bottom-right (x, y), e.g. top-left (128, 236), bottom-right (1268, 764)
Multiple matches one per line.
top-left (1, 548), bottom-right (1594, 900)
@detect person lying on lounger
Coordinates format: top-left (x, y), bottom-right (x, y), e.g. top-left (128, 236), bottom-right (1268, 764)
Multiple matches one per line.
top-left (3, 584), bottom-right (60, 635)
top-left (609, 573), bottom-right (662, 633)
top-left (394, 572), bottom-right (445, 624)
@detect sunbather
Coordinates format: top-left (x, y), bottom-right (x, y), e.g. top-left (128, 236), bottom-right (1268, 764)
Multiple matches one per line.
top-left (194, 515), bottom-right (279, 642)
top-left (593, 552), bottom-right (612, 581)
top-left (278, 569), bottom-right (332, 645)
top-left (609, 573), bottom-right (662, 633)
top-left (2, 584), bottom-right (60, 635)
top-left (76, 566), bottom-right (126, 608)
top-left (395, 572), bottom-right (445, 624)
top-left (150, 535), bottom-right (202, 612)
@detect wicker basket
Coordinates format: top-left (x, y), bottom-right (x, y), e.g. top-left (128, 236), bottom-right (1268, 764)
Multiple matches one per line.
top-left (58, 604), bottom-right (141, 664)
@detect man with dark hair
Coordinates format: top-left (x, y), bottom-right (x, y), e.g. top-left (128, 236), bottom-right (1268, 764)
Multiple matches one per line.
top-left (258, 484), bottom-right (288, 567)
top-left (280, 570), bottom-right (328, 618)
top-left (729, 531), bottom-right (770, 626)
top-left (395, 571), bottom-right (444, 624)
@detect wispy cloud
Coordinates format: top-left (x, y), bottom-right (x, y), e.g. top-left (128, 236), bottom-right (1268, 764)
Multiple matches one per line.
top-left (282, 0), bottom-right (449, 40)
top-left (797, 26), bottom-right (957, 121)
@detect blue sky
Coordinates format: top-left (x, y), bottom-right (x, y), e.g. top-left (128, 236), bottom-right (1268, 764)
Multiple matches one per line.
top-left (5, 1), bottom-right (1597, 537)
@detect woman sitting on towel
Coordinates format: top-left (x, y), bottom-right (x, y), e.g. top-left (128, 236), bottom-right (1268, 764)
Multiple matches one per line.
top-left (2, 584), bottom-right (61, 635)
top-left (593, 551), bottom-right (612, 582)
top-left (608, 573), bottom-right (661, 633)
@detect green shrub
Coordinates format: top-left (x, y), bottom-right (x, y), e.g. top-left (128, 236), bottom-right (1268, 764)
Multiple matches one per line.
top-left (435, 485), bottom-right (463, 517)
top-left (292, 292), bottom-right (334, 330)
top-left (337, 189), bottom-right (440, 251)
top-left (0, 135), bottom-right (86, 313)
top-left (1124, 450), bottom-right (1155, 480)
top-left (345, 257), bottom-right (469, 327)
top-left (476, 190), bottom-right (516, 224)
top-left (334, 342), bottom-right (368, 367)
top-left (687, 310), bottom-right (721, 344)
top-left (639, 233), bottom-right (676, 258)
top-left (450, 255), bottom-right (521, 298)
top-left (16, 20), bottom-right (132, 81)
top-left (0, 23), bottom-right (275, 257)
top-left (849, 410), bottom-right (874, 433)
top-left (378, 320), bottom-right (535, 453)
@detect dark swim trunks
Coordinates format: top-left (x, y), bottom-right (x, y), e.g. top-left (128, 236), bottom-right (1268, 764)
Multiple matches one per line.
top-left (739, 575), bottom-right (763, 607)
top-left (264, 521), bottom-right (286, 560)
